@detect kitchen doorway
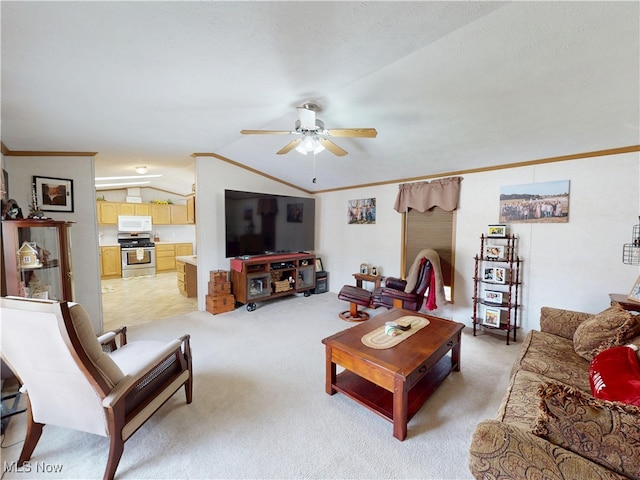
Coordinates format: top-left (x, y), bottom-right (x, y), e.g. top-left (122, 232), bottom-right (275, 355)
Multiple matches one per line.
top-left (101, 272), bottom-right (197, 332)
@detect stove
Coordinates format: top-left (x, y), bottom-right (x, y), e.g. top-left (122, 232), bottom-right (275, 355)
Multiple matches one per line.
top-left (118, 233), bottom-right (156, 277)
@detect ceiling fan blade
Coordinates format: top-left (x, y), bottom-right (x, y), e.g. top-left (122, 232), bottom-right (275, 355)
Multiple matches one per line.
top-left (318, 138), bottom-right (348, 156)
top-left (296, 107), bottom-right (317, 130)
top-left (327, 128), bottom-right (377, 138)
top-left (240, 129), bottom-right (292, 135)
top-left (276, 138), bottom-right (303, 155)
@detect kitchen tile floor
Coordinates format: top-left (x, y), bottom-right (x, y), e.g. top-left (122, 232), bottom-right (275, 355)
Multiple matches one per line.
top-left (101, 272), bottom-right (197, 332)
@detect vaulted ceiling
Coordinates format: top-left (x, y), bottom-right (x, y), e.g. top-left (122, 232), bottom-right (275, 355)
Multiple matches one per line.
top-left (2, 1), bottom-right (638, 194)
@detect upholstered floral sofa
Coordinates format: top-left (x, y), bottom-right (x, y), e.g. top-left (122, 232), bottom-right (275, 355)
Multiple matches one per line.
top-left (469, 303), bottom-right (640, 480)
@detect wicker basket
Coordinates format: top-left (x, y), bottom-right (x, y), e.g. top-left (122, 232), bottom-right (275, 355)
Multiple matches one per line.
top-left (274, 280), bottom-right (291, 293)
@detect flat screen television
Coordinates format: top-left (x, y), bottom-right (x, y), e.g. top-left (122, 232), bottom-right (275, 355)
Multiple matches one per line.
top-left (224, 189), bottom-right (315, 258)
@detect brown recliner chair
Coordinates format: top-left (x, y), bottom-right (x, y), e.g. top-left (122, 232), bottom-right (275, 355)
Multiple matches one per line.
top-left (371, 257), bottom-right (432, 311)
top-left (338, 256), bottom-right (433, 321)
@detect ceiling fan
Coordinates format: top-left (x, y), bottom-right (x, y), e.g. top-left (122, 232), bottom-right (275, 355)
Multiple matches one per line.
top-left (240, 102), bottom-right (377, 157)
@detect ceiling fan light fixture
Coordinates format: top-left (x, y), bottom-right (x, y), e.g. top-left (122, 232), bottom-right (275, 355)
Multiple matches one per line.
top-left (135, 166), bottom-right (148, 175)
top-left (295, 136), bottom-right (325, 155)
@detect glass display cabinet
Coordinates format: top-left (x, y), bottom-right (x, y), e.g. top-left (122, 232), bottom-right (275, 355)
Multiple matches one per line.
top-left (2, 219), bottom-right (74, 301)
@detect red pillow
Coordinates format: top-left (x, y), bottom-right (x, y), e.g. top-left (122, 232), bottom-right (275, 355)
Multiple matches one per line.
top-left (589, 345), bottom-right (640, 407)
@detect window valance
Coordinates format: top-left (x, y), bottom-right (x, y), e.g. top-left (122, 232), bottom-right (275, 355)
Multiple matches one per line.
top-left (393, 176), bottom-right (463, 213)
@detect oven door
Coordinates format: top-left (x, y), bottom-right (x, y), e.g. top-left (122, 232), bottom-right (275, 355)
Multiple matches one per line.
top-left (121, 247), bottom-right (155, 269)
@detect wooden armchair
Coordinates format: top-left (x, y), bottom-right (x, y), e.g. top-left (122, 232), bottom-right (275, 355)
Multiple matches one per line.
top-left (0, 297), bottom-right (192, 480)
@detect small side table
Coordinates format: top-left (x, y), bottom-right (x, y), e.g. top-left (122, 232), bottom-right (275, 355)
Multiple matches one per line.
top-left (609, 293), bottom-right (640, 313)
top-left (353, 273), bottom-right (383, 290)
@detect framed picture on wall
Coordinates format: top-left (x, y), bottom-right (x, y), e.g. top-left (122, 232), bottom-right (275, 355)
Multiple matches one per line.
top-left (34, 176), bottom-right (74, 212)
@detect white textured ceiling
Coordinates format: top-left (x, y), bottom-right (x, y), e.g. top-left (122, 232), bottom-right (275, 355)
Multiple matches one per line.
top-left (2, 1), bottom-right (639, 194)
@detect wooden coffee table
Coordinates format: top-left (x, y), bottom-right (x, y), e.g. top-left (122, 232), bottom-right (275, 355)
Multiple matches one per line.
top-left (322, 308), bottom-right (464, 440)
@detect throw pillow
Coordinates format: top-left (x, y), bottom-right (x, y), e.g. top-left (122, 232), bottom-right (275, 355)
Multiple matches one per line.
top-left (589, 345), bottom-right (640, 406)
top-left (533, 382), bottom-right (640, 480)
top-left (573, 303), bottom-right (640, 361)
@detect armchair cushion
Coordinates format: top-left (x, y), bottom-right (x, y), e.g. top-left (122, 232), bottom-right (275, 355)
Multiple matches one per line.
top-left (69, 304), bottom-right (124, 387)
top-left (384, 277), bottom-right (407, 291)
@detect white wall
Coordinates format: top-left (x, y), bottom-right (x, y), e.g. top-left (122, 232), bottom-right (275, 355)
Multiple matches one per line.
top-left (194, 155), bottom-right (315, 312)
top-left (317, 152), bottom-right (640, 333)
top-left (3, 155), bottom-right (103, 332)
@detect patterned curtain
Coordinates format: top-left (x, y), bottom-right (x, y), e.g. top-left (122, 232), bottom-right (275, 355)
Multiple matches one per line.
top-left (393, 176), bottom-right (463, 212)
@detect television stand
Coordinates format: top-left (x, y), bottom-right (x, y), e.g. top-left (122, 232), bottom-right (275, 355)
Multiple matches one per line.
top-left (230, 253), bottom-right (316, 311)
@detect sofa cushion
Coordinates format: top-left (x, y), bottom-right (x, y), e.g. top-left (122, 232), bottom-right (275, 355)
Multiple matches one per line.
top-left (512, 330), bottom-right (591, 392)
top-left (573, 304), bottom-right (640, 362)
top-left (589, 345), bottom-right (640, 407)
top-left (497, 369), bottom-right (554, 429)
top-left (533, 382), bottom-right (640, 480)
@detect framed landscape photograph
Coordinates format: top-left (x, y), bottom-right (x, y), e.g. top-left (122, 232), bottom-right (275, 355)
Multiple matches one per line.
top-left (34, 176), bottom-right (74, 212)
top-left (488, 224), bottom-right (506, 237)
top-left (482, 307), bottom-right (502, 327)
top-left (628, 275), bottom-right (640, 303)
top-left (483, 290), bottom-right (503, 304)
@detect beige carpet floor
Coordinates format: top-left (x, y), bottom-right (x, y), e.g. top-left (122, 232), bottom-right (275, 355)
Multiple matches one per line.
top-left (1, 293), bottom-right (521, 479)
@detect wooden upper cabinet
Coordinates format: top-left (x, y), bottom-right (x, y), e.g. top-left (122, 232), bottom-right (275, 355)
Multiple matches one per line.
top-left (170, 205), bottom-right (188, 225)
top-left (151, 204), bottom-right (171, 225)
top-left (97, 202), bottom-right (118, 224)
top-left (186, 195), bottom-right (196, 224)
top-left (119, 203), bottom-right (150, 216)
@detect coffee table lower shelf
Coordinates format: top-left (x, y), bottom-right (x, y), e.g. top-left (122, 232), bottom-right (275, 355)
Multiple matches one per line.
top-left (331, 354), bottom-right (452, 424)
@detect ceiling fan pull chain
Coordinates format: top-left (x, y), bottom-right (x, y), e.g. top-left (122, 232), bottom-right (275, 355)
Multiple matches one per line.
top-left (312, 151), bottom-right (317, 184)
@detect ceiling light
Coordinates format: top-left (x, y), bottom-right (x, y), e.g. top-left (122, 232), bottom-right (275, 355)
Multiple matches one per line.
top-left (95, 174), bottom-right (163, 181)
top-left (135, 166), bottom-right (148, 174)
top-left (95, 181), bottom-right (151, 189)
top-left (295, 137), bottom-right (325, 156)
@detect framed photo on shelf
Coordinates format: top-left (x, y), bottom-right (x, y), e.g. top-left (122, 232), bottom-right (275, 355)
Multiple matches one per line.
top-left (360, 263), bottom-right (370, 275)
top-left (488, 224), bottom-right (507, 237)
top-left (494, 267), bottom-right (508, 284)
top-left (482, 307), bottom-right (502, 327)
top-left (483, 290), bottom-right (503, 304)
top-left (315, 258), bottom-right (324, 273)
top-left (628, 275), bottom-right (640, 303)
top-left (483, 267), bottom-right (495, 282)
top-left (483, 245), bottom-right (505, 260)
top-left (33, 176), bottom-right (74, 212)
top-left (370, 266), bottom-right (380, 276)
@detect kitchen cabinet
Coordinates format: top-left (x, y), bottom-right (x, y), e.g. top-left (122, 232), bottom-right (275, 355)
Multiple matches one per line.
top-left (151, 204), bottom-right (171, 225)
top-left (156, 243), bottom-right (193, 272)
top-left (170, 205), bottom-right (188, 225)
top-left (119, 203), bottom-right (150, 216)
top-left (176, 256), bottom-right (197, 297)
top-left (97, 202), bottom-right (118, 225)
top-left (2, 219), bottom-right (75, 301)
top-left (100, 246), bottom-right (122, 279)
top-left (186, 195), bottom-right (195, 224)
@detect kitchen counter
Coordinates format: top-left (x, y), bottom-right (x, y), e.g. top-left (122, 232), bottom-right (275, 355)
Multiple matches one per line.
top-left (176, 255), bottom-right (197, 266)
